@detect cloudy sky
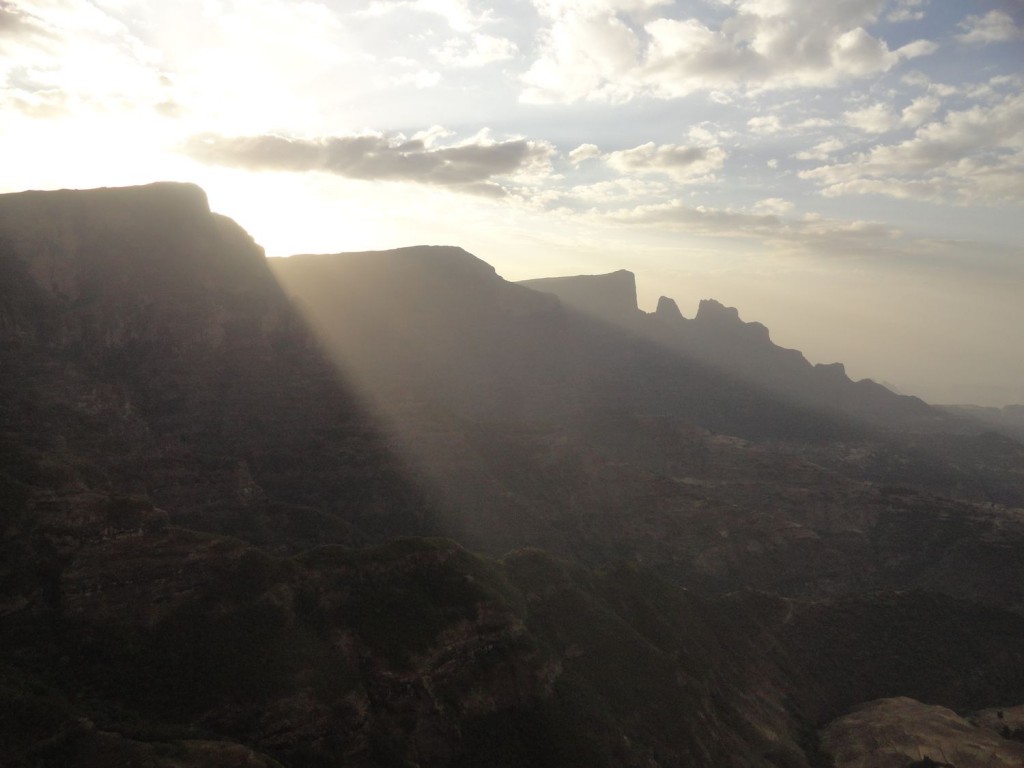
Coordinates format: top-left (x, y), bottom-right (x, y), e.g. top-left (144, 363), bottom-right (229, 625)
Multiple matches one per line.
top-left (2, 0), bottom-right (1022, 405)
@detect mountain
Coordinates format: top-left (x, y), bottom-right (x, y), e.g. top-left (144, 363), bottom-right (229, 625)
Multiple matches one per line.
top-left (937, 403), bottom-right (1024, 442)
top-left (3, 182), bottom-right (1024, 768)
top-left (521, 269), bottom-right (952, 432)
top-left (269, 248), bottom-right (861, 443)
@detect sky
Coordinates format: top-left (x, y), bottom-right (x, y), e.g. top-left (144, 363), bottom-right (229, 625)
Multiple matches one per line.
top-left (1, 0), bottom-right (1022, 405)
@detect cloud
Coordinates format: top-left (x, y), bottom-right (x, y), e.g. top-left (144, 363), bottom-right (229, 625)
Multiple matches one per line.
top-left (2, 86), bottom-right (69, 118)
top-left (800, 89), bottom-right (1024, 205)
top-left (521, 0), bottom-right (939, 103)
top-left (612, 200), bottom-right (781, 235)
top-left (604, 142), bottom-right (727, 182)
top-left (568, 143), bottom-right (601, 163)
top-left (0, 0), bottom-right (363, 132)
top-left (688, 122), bottom-right (734, 145)
top-left (390, 69), bottom-right (442, 88)
top-left (900, 94), bottom-right (940, 127)
top-left (564, 177), bottom-right (672, 204)
top-left (887, 2), bottom-right (925, 24)
top-left (521, 6), bottom-right (646, 103)
top-left (747, 115), bottom-right (781, 134)
top-left (603, 198), bottom-right (901, 256)
top-left (361, 0), bottom-right (494, 32)
top-left (795, 138), bottom-right (845, 161)
top-left (901, 70), bottom-right (959, 97)
top-left (843, 93), bottom-right (941, 134)
top-left (0, 0), bottom-right (178, 121)
top-left (844, 102), bottom-right (898, 133)
top-left (752, 197), bottom-right (794, 215)
top-left (432, 33), bottom-right (518, 67)
top-left (183, 131), bottom-right (554, 197)
top-left (0, 2), bottom-right (56, 50)
top-left (956, 10), bottom-right (1023, 45)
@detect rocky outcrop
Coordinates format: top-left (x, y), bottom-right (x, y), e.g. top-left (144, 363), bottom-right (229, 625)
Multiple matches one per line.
top-left (822, 697), bottom-right (1024, 768)
top-left (517, 269), bottom-right (639, 324)
top-left (654, 294), bottom-right (686, 323)
top-left (694, 298), bottom-right (771, 342)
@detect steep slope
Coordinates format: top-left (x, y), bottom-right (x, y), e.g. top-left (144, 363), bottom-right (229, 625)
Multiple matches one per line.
top-left (820, 697), bottom-right (1024, 768)
top-left (0, 182), bottom-right (434, 553)
top-left (937, 404), bottom-right (1024, 442)
top-left (8, 526), bottom-right (1024, 768)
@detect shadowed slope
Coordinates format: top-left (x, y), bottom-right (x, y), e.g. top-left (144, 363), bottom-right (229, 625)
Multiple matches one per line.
top-left (0, 182), bottom-right (434, 551)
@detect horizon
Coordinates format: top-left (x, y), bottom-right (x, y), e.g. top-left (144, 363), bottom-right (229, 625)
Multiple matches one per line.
top-left (2, 0), bottom-right (1022, 406)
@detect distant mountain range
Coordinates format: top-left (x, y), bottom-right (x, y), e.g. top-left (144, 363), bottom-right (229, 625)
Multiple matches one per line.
top-left (518, 269), bottom-right (951, 432)
top-left (2, 182), bottom-right (1023, 768)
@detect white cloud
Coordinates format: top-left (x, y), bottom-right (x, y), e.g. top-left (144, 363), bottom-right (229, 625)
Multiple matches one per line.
top-left (814, 177), bottom-right (948, 202)
top-left (794, 118), bottom-right (835, 130)
top-left (183, 129), bottom-right (555, 197)
top-left (432, 33), bottom-right (518, 67)
top-left (886, 0), bottom-right (926, 23)
top-left (801, 89), bottom-right (1024, 205)
top-left (956, 10), bottom-right (1023, 45)
top-left (0, 0), bottom-right (171, 117)
top-left (747, 115), bottom-right (781, 134)
top-left (844, 102), bottom-right (898, 133)
top-left (604, 142), bottom-right (727, 182)
top-left (520, 0), bottom-right (939, 103)
top-left (602, 197), bottom-right (902, 256)
top-left (795, 138), bottom-right (844, 161)
top-left (843, 94), bottom-right (941, 134)
top-left (688, 123), bottom-right (733, 145)
top-left (900, 94), bottom-right (940, 127)
top-left (568, 143), bottom-right (601, 163)
top-left (412, 124), bottom-right (454, 147)
top-left (752, 197), bottom-right (794, 215)
top-left (901, 71), bottom-right (958, 97)
top-left (390, 69), bottom-right (443, 88)
top-left (362, 0), bottom-right (495, 32)
top-left (522, 9), bottom-right (644, 103)
top-left (565, 176), bottom-right (672, 204)
top-left (887, 9), bottom-right (924, 23)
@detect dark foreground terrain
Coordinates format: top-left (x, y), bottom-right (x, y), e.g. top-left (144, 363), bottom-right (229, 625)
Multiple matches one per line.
top-left (2, 182), bottom-right (1023, 767)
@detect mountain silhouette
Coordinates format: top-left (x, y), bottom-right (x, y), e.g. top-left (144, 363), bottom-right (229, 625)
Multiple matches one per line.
top-left (521, 269), bottom-right (949, 431)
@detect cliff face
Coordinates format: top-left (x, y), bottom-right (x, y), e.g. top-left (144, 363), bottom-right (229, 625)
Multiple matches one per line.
top-left (518, 269), bottom-right (640, 325)
top-left (0, 183), bottom-right (432, 554)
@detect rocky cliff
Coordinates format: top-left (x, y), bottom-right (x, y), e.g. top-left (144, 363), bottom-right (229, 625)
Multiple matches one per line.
top-left (518, 270), bottom-right (640, 325)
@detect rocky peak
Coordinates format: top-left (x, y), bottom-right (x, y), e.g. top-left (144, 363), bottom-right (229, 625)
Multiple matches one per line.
top-left (814, 361), bottom-right (848, 380)
top-left (517, 269), bottom-right (639, 324)
top-left (0, 181), bottom-right (266, 302)
top-left (655, 296), bottom-right (686, 322)
top-left (694, 298), bottom-right (741, 324)
top-left (694, 298), bottom-right (771, 343)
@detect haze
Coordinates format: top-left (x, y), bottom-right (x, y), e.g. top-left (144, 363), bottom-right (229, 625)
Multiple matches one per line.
top-left (1, 0), bottom-right (1021, 405)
